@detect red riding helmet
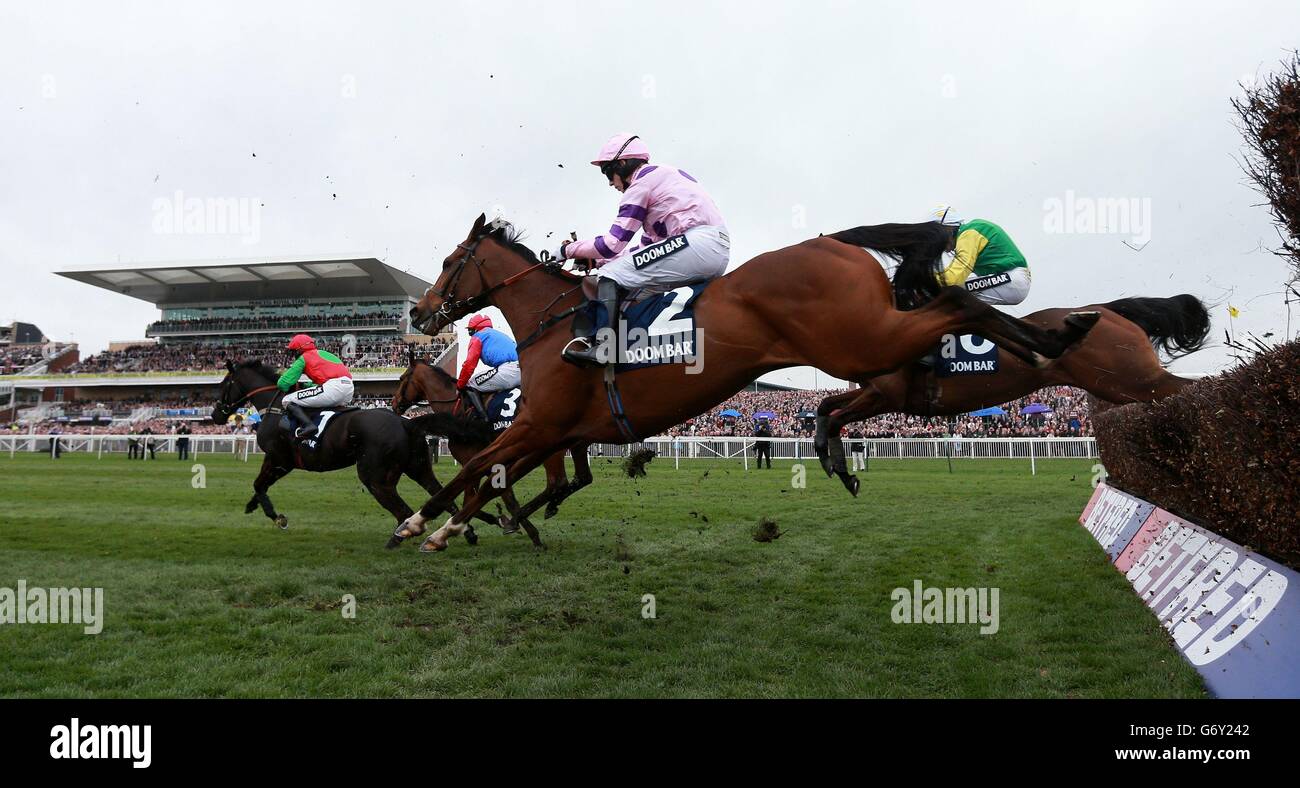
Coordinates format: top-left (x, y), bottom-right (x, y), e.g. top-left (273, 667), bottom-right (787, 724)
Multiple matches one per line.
top-left (467, 315), bottom-right (493, 332)
top-left (286, 334), bottom-right (316, 353)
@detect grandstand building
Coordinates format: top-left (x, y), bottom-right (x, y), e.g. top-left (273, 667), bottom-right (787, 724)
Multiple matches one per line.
top-left (5, 256), bottom-right (451, 427)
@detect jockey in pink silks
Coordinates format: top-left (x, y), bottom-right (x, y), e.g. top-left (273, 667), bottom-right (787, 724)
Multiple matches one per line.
top-left (548, 133), bottom-right (730, 367)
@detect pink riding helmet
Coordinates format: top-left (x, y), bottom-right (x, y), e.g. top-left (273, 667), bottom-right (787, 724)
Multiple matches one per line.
top-left (591, 133), bottom-right (650, 166)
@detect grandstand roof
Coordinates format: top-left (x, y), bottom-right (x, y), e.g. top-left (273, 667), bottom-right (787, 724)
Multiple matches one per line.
top-left (56, 256), bottom-right (433, 306)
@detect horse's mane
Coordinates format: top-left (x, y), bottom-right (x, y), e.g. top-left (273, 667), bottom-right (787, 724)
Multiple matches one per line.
top-left (426, 363), bottom-right (458, 386)
top-left (233, 358), bottom-right (280, 381)
top-left (482, 219), bottom-right (539, 263)
top-left (481, 218), bottom-right (580, 281)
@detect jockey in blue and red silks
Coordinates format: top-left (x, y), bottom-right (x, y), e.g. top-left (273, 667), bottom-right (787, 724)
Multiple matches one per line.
top-left (456, 314), bottom-right (520, 420)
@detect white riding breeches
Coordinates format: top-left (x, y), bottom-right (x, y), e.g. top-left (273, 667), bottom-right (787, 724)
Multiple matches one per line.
top-left (283, 376), bottom-right (354, 409)
top-left (965, 267), bottom-right (1031, 306)
top-left (471, 361), bottom-right (520, 393)
top-left (595, 224), bottom-right (730, 298)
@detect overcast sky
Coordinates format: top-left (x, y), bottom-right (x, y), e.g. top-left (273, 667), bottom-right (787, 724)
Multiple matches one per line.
top-left (3, 0), bottom-right (1298, 387)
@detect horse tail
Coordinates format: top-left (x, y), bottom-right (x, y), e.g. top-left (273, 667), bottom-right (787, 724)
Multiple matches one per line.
top-left (825, 222), bottom-right (951, 309)
top-left (1102, 294), bottom-right (1211, 360)
top-left (404, 412), bottom-right (495, 445)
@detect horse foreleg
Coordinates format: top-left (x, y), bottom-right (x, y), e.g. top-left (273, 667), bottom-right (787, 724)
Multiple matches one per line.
top-left (404, 454), bottom-right (499, 536)
top-left (416, 436), bottom-right (556, 553)
top-left (821, 386), bottom-right (892, 497)
top-left (246, 457), bottom-right (291, 530)
top-left (815, 391), bottom-right (861, 477)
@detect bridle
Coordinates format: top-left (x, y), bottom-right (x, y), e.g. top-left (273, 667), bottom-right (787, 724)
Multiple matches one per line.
top-left (416, 231), bottom-right (550, 333)
top-left (394, 362), bottom-right (459, 413)
top-left (215, 376), bottom-right (282, 419)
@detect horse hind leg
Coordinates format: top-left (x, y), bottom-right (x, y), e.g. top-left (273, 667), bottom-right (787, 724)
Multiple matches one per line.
top-left (498, 487), bottom-right (545, 550)
top-left (546, 446), bottom-right (593, 519)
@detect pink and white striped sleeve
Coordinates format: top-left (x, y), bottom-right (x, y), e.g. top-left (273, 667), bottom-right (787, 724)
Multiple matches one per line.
top-left (565, 183), bottom-right (651, 261)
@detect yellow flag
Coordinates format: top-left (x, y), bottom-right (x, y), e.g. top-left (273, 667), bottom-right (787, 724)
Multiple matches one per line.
top-left (1228, 305), bottom-right (1240, 318)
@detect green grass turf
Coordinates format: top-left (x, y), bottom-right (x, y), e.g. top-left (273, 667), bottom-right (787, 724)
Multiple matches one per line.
top-left (0, 451), bottom-right (1205, 698)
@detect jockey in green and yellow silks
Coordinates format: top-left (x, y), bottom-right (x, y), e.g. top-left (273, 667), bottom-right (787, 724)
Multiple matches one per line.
top-left (925, 206), bottom-right (1031, 306)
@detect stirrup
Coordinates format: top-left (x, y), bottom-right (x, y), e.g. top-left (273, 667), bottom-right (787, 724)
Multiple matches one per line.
top-left (295, 425), bottom-right (317, 440)
top-left (562, 336), bottom-right (606, 368)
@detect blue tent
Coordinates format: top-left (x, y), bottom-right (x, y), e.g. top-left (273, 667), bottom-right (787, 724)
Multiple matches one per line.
top-left (967, 406), bottom-right (1006, 417)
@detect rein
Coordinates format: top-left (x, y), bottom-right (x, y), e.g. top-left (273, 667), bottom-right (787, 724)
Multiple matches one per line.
top-left (424, 232), bottom-right (587, 350)
top-left (228, 384), bottom-right (282, 410)
top-left (425, 236), bottom-right (549, 328)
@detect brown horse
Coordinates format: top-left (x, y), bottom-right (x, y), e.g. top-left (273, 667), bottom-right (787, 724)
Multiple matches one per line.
top-left (390, 354), bottom-right (594, 548)
top-left (811, 294), bottom-right (1211, 494)
top-left (394, 215), bottom-right (1099, 551)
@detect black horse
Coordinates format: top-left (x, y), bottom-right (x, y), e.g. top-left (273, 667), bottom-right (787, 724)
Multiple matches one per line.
top-left (211, 360), bottom-right (491, 543)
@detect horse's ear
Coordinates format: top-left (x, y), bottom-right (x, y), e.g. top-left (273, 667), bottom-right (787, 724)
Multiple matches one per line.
top-left (470, 212), bottom-right (487, 237)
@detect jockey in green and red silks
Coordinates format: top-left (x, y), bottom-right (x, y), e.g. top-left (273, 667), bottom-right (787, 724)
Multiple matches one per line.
top-left (278, 334), bottom-right (354, 439)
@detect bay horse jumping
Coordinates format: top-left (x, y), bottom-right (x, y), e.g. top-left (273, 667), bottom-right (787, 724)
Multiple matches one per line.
top-left (811, 294), bottom-right (1212, 494)
top-left (392, 215), bottom-right (1100, 551)
top-left (212, 360), bottom-right (490, 541)
top-left (390, 353), bottom-right (594, 549)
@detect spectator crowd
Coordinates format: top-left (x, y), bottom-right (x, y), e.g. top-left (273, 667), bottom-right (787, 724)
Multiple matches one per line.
top-left (62, 336), bottom-right (447, 375)
top-left (664, 385), bottom-right (1091, 438)
top-left (147, 308), bottom-right (403, 336)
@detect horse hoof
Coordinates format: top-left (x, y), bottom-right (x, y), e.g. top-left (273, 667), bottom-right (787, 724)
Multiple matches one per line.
top-left (418, 536), bottom-right (447, 553)
top-left (464, 529), bottom-right (479, 546)
top-left (244, 502), bottom-right (257, 515)
top-left (385, 535), bottom-right (405, 550)
top-left (544, 504), bottom-right (559, 520)
top-left (533, 542), bottom-right (547, 552)
top-left (499, 517), bottom-right (519, 536)
top-left (1065, 310), bottom-right (1101, 332)
top-left (274, 515), bottom-right (288, 530)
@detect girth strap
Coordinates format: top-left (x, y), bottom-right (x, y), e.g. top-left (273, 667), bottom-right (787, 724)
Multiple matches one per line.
top-left (603, 365), bottom-right (639, 442)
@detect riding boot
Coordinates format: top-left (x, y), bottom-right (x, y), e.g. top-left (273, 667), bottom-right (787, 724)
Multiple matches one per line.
top-left (563, 278), bottom-right (620, 368)
top-left (463, 389), bottom-right (489, 421)
top-left (285, 401), bottom-right (315, 440)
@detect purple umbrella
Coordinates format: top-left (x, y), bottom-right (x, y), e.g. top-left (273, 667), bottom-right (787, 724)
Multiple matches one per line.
top-left (1020, 403), bottom-right (1053, 415)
